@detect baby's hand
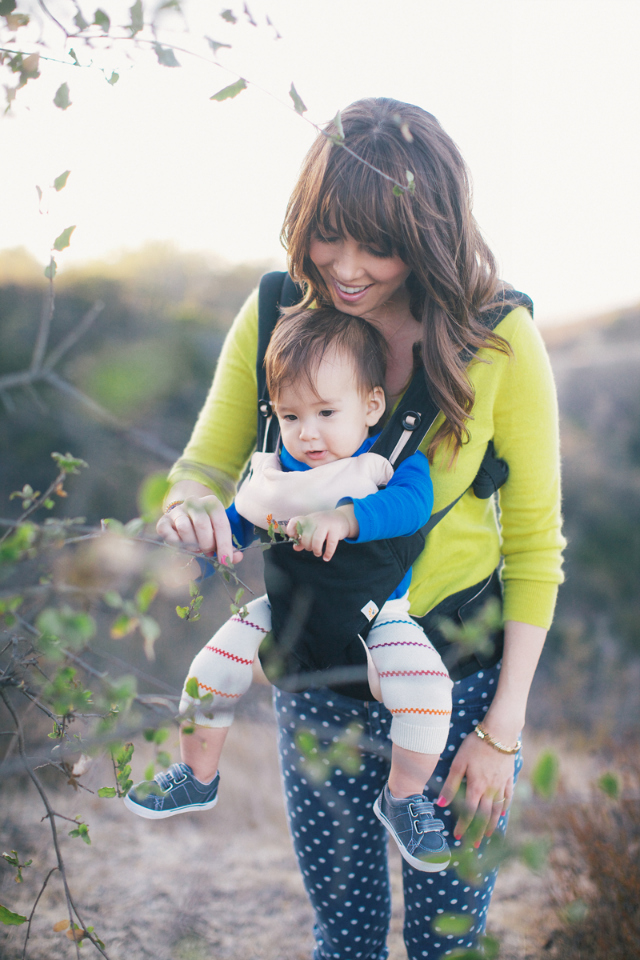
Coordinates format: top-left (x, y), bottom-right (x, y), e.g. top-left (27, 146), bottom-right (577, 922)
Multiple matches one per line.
top-left (285, 505), bottom-right (358, 561)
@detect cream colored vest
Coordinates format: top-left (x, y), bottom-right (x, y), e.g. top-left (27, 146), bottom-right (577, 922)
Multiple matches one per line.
top-left (234, 451), bottom-right (394, 530)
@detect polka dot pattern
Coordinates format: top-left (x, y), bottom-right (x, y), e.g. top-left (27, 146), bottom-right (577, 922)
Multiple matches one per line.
top-left (274, 663), bottom-right (523, 960)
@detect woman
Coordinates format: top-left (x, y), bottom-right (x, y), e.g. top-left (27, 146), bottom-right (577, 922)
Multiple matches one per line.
top-left (158, 98), bottom-right (565, 959)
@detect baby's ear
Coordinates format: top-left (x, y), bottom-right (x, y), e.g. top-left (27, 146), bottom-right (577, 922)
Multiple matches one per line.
top-left (366, 386), bottom-right (386, 426)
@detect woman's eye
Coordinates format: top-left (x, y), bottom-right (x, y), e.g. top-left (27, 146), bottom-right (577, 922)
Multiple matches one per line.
top-left (365, 245), bottom-right (389, 258)
top-left (315, 232), bottom-right (339, 244)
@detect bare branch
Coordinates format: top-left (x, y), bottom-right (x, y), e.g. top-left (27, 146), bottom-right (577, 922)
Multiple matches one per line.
top-left (31, 278), bottom-right (55, 372)
top-left (0, 690), bottom-right (111, 959)
top-left (22, 867), bottom-right (59, 960)
top-left (36, 0), bottom-right (70, 38)
top-left (43, 301), bottom-right (105, 371)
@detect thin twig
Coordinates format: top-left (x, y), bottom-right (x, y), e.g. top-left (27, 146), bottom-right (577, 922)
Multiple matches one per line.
top-left (1, 690), bottom-right (110, 959)
top-left (43, 300), bottom-right (104, 371)
top-left (22, 866), bottom-right (58, 960)
top-left (30, 277), bottom-right (55, 372)
top-left (37, 0), bottom-right (70, 38)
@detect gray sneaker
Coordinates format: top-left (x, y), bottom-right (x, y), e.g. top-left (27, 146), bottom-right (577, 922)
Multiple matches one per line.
top-left (373, 783), bottom-right (450, 872)
top-left (123, 763), bottom-right (219, 819)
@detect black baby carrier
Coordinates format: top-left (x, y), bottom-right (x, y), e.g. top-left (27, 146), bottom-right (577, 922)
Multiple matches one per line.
top-left (255, 272), bottom-right (533, 699)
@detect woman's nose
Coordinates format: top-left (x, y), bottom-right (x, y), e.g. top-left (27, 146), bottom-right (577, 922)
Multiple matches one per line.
top-left (332, 240), bottom-right (364, 281)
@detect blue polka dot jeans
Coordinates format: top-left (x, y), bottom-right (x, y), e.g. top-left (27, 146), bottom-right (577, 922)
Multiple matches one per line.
top-left (274, 662), bottom-right (523, 960)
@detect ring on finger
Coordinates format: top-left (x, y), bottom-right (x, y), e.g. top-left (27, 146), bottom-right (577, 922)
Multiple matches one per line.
top-left (492, 797), bottom-right (506, 805)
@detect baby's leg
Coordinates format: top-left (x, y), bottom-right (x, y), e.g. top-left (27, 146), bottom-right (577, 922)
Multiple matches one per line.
top-left (366, 597), bottom-right (452, 798)
top-left (178, 594), bottom-right (272, 782)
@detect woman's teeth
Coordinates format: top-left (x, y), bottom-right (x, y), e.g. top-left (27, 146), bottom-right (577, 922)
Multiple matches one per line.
top-left (335, 280), bottom-right (369, 294)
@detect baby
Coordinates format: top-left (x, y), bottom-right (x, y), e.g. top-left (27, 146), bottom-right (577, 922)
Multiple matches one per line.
top-left (125, 308), bottom-right (453, 872)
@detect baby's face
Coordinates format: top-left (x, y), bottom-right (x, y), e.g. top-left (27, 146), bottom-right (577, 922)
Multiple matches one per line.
top-left (273, 349), bottom-right (385, 468)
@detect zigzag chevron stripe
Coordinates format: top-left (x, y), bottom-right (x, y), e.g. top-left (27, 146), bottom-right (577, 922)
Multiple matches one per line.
top-left (378, 669), bottom-right (450, 679)
top-left (193, 681), bottom-right (241, 698)
top-left (230, 617), bottom-right (269, 633)
top-left (370, 618), bottom-right (425, 631)
top-left (367, 640), bottom-right (433, 650)
top-left (390, 707), bottom-right (451, 716)
top-left (204, 645), bottom-right (253, 665)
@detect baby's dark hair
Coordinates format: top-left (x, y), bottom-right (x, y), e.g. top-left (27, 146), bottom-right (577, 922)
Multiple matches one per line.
top-left (264, 307), bottom-right (388, 403)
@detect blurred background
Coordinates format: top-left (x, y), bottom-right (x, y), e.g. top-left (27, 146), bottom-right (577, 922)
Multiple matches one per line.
top-left (1, 2), bottom-right (640, 956)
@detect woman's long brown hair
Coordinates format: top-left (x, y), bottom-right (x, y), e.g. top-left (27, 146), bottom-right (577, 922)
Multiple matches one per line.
top-left (282, 97), bottom-right (511, 460)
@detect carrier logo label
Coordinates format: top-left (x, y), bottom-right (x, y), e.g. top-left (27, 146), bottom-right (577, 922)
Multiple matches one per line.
top-left (361, 600), bottom-right (379, 622)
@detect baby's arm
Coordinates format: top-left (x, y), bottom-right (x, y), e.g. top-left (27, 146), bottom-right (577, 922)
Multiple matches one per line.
top-left (284, 451), bottom-right (432, 560)
top-left (285, 504), bottom-right (358, 561)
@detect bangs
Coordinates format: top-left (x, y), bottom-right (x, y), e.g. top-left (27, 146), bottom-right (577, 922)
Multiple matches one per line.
top-left (312, 151), bottom-right (410, 260)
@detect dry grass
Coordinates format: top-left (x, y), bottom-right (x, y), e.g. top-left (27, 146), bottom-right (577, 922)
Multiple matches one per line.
top-left (1, 715), bottom-right (558, 960)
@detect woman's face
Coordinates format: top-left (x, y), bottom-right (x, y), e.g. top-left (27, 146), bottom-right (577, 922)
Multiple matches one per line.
top-left (309, 229), bottom-right (411, 322)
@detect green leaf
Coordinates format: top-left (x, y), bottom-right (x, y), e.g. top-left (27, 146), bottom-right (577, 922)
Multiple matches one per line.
top-left (206, 37), bottom-right (231, 54)
top-left (129, 0), bottom-right (143, 35)
top-left (68, 48), bottom-right (79, 66)
top-left (0, 0), bottom-right (17, 14)
top-left (597, 771), bottom-right (621, 799)
top-left (392, 184), bottom-right (403, 197)
top-left (184, 677), bottom-right (199, 699)
top-left (188, 580), bottom-right (200, 598)
top-left (289, 82), bottom-right (307, 115)
top-left (44, 257), bottom-right (57, 279)
top-left (153, 43), bottom-right (180, 67)
top-left (135, 581), bottom-right (158, 613)
top-left (0, 902), bottom-right (27, 925)
top-left (143, 763), bottom-right (155, 781)
top-left (137, 472), bottom-right (169, 521)
top-left (53, 82), bottom-right (71, 110)
top-left (115, 743), bottom-right (134, 766)
top-left (210, 78), bottom-right (247, 102)
top-left (51, 452), bottom-right (88, 474)
top-left (333, 110), bottom-right (345, 142)
top-left (103, 591), bottom-right (122, 609)
top-left (176, 605), bottom-right (189, 619)
top-left (110, 614), bottom-right (137, 639)
top-left (36, 605), bottom-right (96, 649)
top-left (97, 787), bottom-right (116, 798)
top-left (531, 749), bottom-right (560, 800)
top-left (220, 8), bottom-right (237, 23)
top-left (561, 898), bottom-right (589, 924)
top-left (431, 913), bottom-right (473, 936)
top-left (520, 837), bottom-right (550, 873)
top-left (94, 8), bottom-right (110, 32)
top-left (106, 71), bottom-right (119, 85)
top-left (153, 727), bottom-right (169, 745)
top-left (182, 725), bottom-right (195, 735)
top-left (156, 751), bottom-right (171, 768)
top-left (74, 11), bottom-right (89, 29)
top-left (53, 225), bottom-right (76, 252)
top-left (53, 170), bottom-right (71, 192)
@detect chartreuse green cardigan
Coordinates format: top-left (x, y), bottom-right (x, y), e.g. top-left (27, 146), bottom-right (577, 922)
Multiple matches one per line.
top-left (168, 289), bottom-right (566, 629)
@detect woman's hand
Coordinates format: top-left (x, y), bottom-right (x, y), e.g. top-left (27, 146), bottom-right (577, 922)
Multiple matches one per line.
top-left (436, 619), bottom-right (548, 845)
top-left (156, 481), bottom-right (242, 566)
top-left (436, 731), bottom-right (515, 844)
top-left (285, 504), bottom-right (358, 561)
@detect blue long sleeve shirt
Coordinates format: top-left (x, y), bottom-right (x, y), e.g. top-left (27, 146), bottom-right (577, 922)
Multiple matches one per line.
top-left (200, 434), bottom-right (433, 597)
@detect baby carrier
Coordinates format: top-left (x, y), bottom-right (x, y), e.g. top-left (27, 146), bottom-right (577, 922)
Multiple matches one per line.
top-left (255, 272), bottom-right (533, 698)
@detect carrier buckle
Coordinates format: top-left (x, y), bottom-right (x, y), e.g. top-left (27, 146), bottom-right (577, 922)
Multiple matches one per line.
top-left (258, 399), bottom-right (272, 418)
top-left (401, 411), bottom-right (422, 431)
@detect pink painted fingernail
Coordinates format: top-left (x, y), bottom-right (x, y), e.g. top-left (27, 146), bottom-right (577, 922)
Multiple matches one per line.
top-left (474, 841), bottom-right (481, 849)
top-left (436, 796), bottom-right (447, 807)
top-left (454, 833), bottom-right (461, 841)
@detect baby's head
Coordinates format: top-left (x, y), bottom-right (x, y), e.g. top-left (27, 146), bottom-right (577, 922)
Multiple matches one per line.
top-left (264, 307), bottom-right (387, 468)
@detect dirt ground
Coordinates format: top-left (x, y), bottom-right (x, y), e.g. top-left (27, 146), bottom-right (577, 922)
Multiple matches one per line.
top-left (0, 707), bottom-right (557, 960)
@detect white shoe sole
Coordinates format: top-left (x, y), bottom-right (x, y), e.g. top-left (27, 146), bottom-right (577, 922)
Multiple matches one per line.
top-left (123, 793), bottom-right (219, 820)
top-left (373, 795), bottom-right (451, 873)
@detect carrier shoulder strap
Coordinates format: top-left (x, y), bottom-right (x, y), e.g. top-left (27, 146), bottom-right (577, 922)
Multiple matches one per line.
top-left (256, 271), bottom-right (303, 452)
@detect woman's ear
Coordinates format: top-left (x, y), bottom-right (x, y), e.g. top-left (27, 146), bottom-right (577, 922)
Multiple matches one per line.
top-left (365, 386), bottom-right (386, 427)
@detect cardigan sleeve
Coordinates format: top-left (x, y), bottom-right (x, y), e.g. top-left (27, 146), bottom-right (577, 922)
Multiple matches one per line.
top-left (491, 309), bottom-right (566, 628)
top-left (166, 288), bottom-right (260, 506)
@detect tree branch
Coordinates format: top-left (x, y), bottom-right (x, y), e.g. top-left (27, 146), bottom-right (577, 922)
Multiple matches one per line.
top-left (43, 300), bottom-right (104, 371)
top-left (30, 278), bottom-right (55, 372)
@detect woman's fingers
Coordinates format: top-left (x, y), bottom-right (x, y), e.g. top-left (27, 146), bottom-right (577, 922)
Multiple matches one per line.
top-left (156, 495), bottom-right (240, 563)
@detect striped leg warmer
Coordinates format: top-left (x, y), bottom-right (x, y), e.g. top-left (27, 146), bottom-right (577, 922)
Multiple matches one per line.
top-left (366, 595), bottom-right (453, 754)
top-left (179, 594), bottom-right (272, 729)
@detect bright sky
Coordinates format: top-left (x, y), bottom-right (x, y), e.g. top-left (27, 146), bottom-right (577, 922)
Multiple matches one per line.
top-left (1, 0), bottom-right (639, 325)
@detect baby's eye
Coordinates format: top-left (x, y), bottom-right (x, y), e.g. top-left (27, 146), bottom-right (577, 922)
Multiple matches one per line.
top-left (319, 409), bottom-right (334, 418)
top-left (282, 414), bottom-right (297, 422)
